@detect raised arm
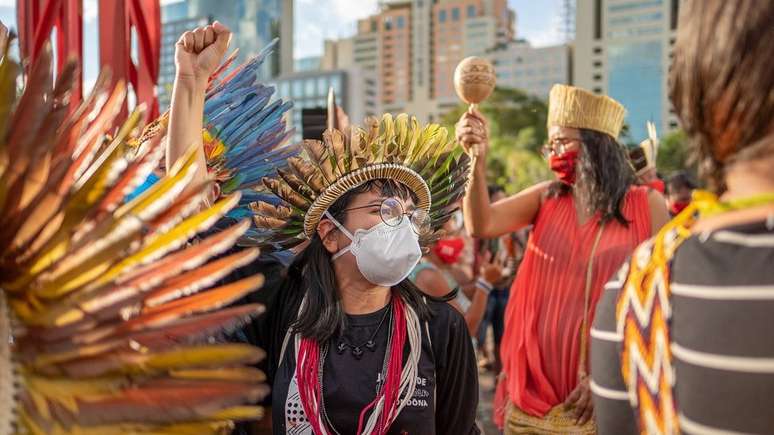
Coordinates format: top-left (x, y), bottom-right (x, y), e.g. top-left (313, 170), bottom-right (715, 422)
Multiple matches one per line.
top-left (456, 108), bottom-right (548, 239)
top-left (167, 21), bottom-right (231, 200)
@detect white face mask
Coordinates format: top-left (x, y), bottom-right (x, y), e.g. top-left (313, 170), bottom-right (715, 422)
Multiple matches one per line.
top-left (325, 211), bottom-right (422, 287)
top-left (451, 210), bottom-right (464, 232)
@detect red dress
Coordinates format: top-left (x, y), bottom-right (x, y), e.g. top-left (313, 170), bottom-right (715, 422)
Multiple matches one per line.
top-left (501, 186), bottom-right (651, 416)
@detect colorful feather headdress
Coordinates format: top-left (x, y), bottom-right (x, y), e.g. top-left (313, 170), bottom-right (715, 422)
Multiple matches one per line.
top-left (136, 39), bottom-right (299, 246)
top-left (253, 114), bottom-right (472, 250)
top-left (0, 27), bottom-right (268, 434)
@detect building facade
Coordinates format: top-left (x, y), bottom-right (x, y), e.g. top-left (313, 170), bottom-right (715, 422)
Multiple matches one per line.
top-left (158, 5), bottom-right (209, 110)
top-left (271, 70), bottom-right (371, 143)
top-left (322, 0), bottom-right (515, 123)
top-left (574, 0), bottom-right (681, 142)
top-left (294, 56), bottom-right (322, 72)
top-left (489, 41), bottom-right (571, 98)
top-left (158, 0), bottom-right (293, 112)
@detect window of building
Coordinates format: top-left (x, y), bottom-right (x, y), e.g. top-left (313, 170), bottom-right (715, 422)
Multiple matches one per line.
top-left (593, 60), bottom-right (602, 68)
top-left (384, 17), bottom-right (392, 31)
top-left (670, 0), bottom-right (679, 29)
top-left (397, 16), bottom-right (405, 29)
top-left (305, 79), bottom-right (316, 97)
top-left (452, 7), bottom-right (460, 21)
top-left (439, 10), bottom-right (447, 23)
top-left (593, 47), bottom-right (603, 54)
top-left (593, 87), bottom-right (603, 94)
top-left (467, 5), bottom-right (476, 17)
top-left (593, 74), bottom-right (602, 81)
top-left (317, 77), bottom-right (328, 95)
top-left (371, 19), bottom-right (377, 33)
top-left (330, 75), bottom-right (342, 95)
top-left (594, 0), bottom-right (602, 39)
top-left (292, 80), bottom-right (303, 97)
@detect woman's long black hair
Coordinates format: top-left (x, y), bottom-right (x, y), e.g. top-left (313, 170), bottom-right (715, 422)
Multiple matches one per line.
top-left (547, 128), bottom-right (636, 225)
top-left (288, 179), bottom-right (433, 344)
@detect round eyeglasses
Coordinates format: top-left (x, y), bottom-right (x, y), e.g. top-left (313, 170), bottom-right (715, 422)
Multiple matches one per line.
top-left (541, 137), bottom-right (582, 158)
top-left (341, 197), bottom-right (432, 235)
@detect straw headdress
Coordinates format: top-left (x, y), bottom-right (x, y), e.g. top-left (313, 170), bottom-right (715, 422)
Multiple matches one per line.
top-left (252, 113), bottom-right (471, 250)
top-left (547, 84), bottom-right (626, 139)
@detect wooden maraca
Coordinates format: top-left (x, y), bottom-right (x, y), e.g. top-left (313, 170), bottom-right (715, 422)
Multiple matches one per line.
top-left (453, 56), bottom-right (496, 157)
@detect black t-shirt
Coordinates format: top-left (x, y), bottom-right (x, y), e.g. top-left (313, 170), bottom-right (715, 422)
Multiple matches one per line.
top-left (264, 277), bottom-right (480, 435)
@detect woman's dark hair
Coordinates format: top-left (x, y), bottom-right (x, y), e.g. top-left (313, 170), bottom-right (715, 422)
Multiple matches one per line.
top-left (488, 184), bottom-right (505, 197)
top-left (548, 128), bottom-right (635, 225)
top-left (670, 0), bottom-right (774, 193)
top-left (667, 171), bottom-right (696, 193)
top-left (290, 179), bottom-right (433, 343)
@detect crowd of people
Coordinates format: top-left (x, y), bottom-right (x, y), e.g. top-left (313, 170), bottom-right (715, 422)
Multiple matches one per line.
top-left (160, 1), bottom-right (772, 433)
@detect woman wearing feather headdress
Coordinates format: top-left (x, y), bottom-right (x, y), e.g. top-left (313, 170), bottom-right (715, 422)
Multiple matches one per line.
top-left (456, 85), bottom-right (671, 432)
top-left (166, 22), bottom-right (480, 435)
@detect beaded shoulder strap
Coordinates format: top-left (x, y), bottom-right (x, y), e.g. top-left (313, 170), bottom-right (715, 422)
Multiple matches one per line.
top-left (614, 210), bottom-right (695, 434)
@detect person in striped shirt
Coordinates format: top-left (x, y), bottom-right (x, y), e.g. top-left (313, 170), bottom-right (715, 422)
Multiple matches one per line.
top-left (590, 1), bottom-right (774, 434)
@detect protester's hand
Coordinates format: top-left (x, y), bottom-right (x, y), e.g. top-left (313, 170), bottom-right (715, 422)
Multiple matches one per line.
top-left (564, 375), bottom-right (594, 425)
top-left (455, 106), bottom-right (489, 157)
top-left (479, 250), bottom-right (503, 284)
top-left (175, 21), bottom-right (231, 87)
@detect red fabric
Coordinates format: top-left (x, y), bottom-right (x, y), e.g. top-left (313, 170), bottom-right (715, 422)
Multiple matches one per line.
top-left (500, 186), bottom-right (652, 416)
top-left (647, 179), bottom-right (666, 194)
top-left (433, 237), bottom-right (465, 264)
top-left (670, 201), bottom-right (689, 216)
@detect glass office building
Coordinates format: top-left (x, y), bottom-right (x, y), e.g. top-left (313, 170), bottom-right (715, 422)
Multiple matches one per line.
top-left (605, 0), bottom-right (667, 141)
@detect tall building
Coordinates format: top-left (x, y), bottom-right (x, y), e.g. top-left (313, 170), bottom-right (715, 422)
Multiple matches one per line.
top-left (322, 0), bottom-right (515, 123)
top-left (157, 0), bottom-right (293, 112)
top-left (574, 0), bottom-right (681, 141)
top-left (187, 0), bottom-right (293, 78)
top-left (294, 56), bottom-right (322, 72)
top-left (271, 69), bottom-right (369, 143)
top-left (490, 41), bottom-right (571, 98)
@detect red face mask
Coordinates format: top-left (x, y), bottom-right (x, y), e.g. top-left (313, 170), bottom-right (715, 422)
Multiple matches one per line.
top-left (647, 179), bottom-right (666, 194)
top-left (549, 150), bottom-right (579, 185)
top-left (433, 237), bottom-right (465, 264)
top-left (669, 201), bottom-right (689, 216)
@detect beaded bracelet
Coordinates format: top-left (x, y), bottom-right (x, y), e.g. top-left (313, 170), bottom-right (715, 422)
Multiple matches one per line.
top-left (476, 277), bottom-right (494, 294)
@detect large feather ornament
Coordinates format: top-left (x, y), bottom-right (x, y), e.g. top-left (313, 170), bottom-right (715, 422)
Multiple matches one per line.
top-left (136, 39), bottom-right (299, 246)
top-left (0, 32), bottom-right (271, 434)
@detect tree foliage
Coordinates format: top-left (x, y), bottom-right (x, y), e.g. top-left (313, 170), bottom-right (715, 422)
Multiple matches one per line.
top-left (657, 129), bottom-right (695, 176)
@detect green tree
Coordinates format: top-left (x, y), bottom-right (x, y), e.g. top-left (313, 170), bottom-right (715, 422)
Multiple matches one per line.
top-left (441, 87), bottom-right (553, 193)
top-left (657, 129), bottom-right (694, 175)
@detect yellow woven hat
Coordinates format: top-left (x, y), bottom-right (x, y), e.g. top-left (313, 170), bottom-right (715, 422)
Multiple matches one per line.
top-left (547, 84), bottom-right (626, 139)
top-left (252, 113), bottom-right (471, 250)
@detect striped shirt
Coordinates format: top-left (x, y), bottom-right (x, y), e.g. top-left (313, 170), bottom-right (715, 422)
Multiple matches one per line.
top-left (591, 219), bottom-right (774, 434)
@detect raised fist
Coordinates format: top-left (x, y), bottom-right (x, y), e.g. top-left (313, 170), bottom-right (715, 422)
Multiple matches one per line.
top-left (175, 21), bottom-right (231, 86)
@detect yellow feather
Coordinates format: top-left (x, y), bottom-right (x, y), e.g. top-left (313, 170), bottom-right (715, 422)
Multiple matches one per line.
top-left (145, 344), bottom-right (264, 372)
top-left (91, 193), bottom-right (240, 290)
top-left (170, 367), bottom-right (266, 382)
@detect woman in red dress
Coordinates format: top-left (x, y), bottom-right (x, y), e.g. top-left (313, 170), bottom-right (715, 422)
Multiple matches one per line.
top-left (456, 85), bottom-right (670, 433)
